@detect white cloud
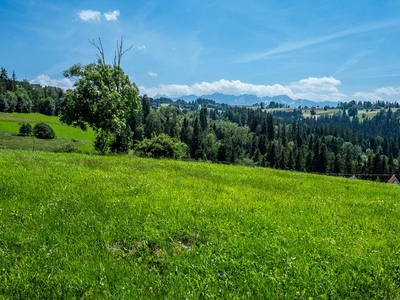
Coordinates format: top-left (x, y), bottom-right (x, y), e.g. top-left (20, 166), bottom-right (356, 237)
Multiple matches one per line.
top-left (139, 77), bottom-right (345, 101)
top-left (104, 10), bottom-right (120, 21)
top-left (137, 45), bottom-right (146, 50)
top-left (353, 86), bottom-right (400, 100)
top-left (148, 71), bottom-right (158, 77)
top-left (78, 10), bottom-right (101, 22)
top-left (374, 86), bottom-right (400, 96)
top-left (353, 92), bottom-right (381, 101)
top-left (289, 77), bottom-right (341, 93)
top-left (30, 75), bottom-right (74, 90)
top-left (288, 77), bottom-right (346, 101)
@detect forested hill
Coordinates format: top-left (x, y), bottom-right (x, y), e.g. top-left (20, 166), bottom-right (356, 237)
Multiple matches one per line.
top-left (131, 97), bottom-right (400, 182)
top-left (0, 68), bottom-right (64, 116)
top-left (2, 67), bottom-right (400, 182)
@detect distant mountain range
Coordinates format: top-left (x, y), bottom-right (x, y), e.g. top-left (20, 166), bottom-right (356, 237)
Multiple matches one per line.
top-left (154, 92), bottom-right (340, 108)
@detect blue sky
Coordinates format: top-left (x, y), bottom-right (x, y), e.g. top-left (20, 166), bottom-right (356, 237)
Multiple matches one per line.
top-left (1, 0), bottom-right (400, 102)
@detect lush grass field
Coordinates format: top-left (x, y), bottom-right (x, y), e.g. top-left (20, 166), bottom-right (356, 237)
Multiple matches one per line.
top-left (0, 150), bottom-right (399, 298)
top-left (0, 112), bottom-right (95, 152)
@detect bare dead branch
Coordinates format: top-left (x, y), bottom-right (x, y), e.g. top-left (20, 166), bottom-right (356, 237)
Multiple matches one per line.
top-left (113, 37), bottom-right (133, 68)
top-left (89, 38), bottom-right (106, 65)
top-left (88, 37), bottom-right (133, 92)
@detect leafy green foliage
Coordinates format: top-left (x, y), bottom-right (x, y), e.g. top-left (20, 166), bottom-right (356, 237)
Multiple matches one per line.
top-left (37, 97), bottom-right (56, 116)
top-left (144, 110), bottom-right (163, 138)
top-left (60, 40), bottom-right (141, 154)
top-left (15, 86), bottom-right (32, 113)
top-left (135, 133), bottom-right (188, 159)
top-left (18, 122), bottom-right (32, 136)
top-left (0, 93), bottom-right (9, 112)
top-left (3, 91), bottom-right (17, 112)
top-left (33, 122), bottom-right (55, 139)
top-left (61, 63), bottom-right (139, 133)
top-left (0, 67), bottom-right (65, 115)
top-left (348, 105), bottom-right (359, 117)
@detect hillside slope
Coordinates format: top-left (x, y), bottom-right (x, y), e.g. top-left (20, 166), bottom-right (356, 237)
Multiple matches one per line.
top-left (0, 112), bottom-right (94, 151)
top-left (0, 150), bottom-right (399, 299)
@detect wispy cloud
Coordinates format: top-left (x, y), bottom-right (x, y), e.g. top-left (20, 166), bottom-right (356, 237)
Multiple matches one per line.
top-left (137, 45), bottom-right (146, 50)
top-left (104, 10), bottom-right (120, 21)
top-left (78, 10), bottom-right (101, 22)
top-left (332, 50), bottom-right (374, 76)
top-left (240, 20), bottom-right (400, 63)
top-left (139, 77), bottom-right (345, 101)
top-left (148, 71), bottom-right (158, 77)
top-left (30, 74), bottom-right (73, 90)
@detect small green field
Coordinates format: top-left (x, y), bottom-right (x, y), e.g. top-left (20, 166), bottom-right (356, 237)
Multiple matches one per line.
top-left (302, 108), bottom-right (340, 118)
top-left (302, 108), bottom-right (399, 120)
top-left (0, 150), bottom-right (399, 299)
top-left (0, 112), bottom-right (95, 152)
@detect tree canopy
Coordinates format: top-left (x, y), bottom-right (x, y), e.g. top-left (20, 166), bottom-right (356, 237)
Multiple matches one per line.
top-left (60, 38), bottom-right (141, 153)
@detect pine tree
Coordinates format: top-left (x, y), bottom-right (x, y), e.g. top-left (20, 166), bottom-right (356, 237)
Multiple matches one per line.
top-left (268, 142), bottom-right (277, 168)
top-left (295, 148), bottom-right (304, 171)
top-left (142, 95), bottom-right (151, 124)
top-left (267, 113), bottom-right (274, 141)
top-left (200, 105), bottom-right (208, 132)
top-left (180, 117), bottom-right (190, 144)
top-left (344, 147), bottom-right (354, 175)
top-left (191, 116), bottom-right (205, 159)
top-left (258, 135), bottom-right (268, 156)
top-left (333, 154), bottom-right (343, 174)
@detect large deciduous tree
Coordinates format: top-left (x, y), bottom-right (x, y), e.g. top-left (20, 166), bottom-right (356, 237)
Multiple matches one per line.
top-left (60, 38), bottom-right (141, 154)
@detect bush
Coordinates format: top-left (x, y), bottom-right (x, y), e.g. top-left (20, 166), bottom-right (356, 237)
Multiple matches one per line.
top-left (33, 123), bottom-right (56, 139)
top-left (19, 122), bottom-right (33, 136)
top-left (135, 133), bottom-right (188, 159)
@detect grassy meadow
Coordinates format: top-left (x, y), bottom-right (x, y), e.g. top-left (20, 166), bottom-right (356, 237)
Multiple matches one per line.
top-left (0, 112), bottom-right (95, 152)
top-left (1, 150), bottom-right (399, 298)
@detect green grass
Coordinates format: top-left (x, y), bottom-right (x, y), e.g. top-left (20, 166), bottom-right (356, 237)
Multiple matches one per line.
top-left (0, 150), bottom-right (399, 299)
top-left (0, 112), bottom-right (95, 151)
top-left (356, 108), bottom-right (393, 120)
top-left (302, 108), bottom-right (340, 118)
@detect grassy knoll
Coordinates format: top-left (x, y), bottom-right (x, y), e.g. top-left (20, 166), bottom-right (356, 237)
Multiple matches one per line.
top-left (0, 150), bottom-right (399, 299)
top-left (0, 112), bottom-right (95, 152)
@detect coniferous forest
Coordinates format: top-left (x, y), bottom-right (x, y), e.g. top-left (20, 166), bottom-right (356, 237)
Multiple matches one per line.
top-left (1, 67), bottom-right (400, 182)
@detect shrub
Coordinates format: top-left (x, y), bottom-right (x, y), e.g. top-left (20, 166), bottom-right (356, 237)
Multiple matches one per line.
top-left (19, 122), bottom-right (33, 136)
top-left (33, 122), bottom-right (56, 139)
top-left (135, 133), bottom-right (188, 159)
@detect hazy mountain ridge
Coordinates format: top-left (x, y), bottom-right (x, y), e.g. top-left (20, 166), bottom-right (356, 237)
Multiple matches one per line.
top-left (155, 92), bottom-right (340, 108)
